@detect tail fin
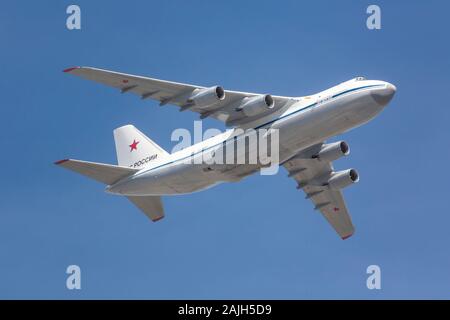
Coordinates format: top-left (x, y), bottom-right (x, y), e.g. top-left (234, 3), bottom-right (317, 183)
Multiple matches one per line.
top-left (113, 125), bottom-right (169, 168)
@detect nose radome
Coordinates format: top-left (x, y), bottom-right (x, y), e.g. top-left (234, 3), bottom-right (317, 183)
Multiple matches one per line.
top-left (371, 83), bottom-right (396, 106)
top-left (388, 83), bottom-right (397, 93)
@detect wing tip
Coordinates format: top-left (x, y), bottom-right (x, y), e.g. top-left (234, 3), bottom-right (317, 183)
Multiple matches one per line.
top-left (152, 216), bottom-right (164, 222)
top-left (63, 66), bottom-right (81, 73)
top-left (341, 233), bottom-right (354, 240)
top-left (54, 159), bottom-right (69, 165)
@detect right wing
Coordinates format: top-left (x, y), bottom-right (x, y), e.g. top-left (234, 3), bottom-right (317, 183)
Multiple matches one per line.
top-left (63, 66), bottom-right (297, 127)
top-left (282, 143), bottom-right (355, 240)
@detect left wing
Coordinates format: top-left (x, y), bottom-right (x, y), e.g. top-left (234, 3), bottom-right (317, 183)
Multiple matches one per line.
top-left (63, 66), bottom-right (296, 127)
top-left (282, 142), bottom-right (356, 240)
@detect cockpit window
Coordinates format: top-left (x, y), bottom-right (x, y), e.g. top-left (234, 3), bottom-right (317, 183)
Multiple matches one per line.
top-left (355, 76), bottom-right (366, 81)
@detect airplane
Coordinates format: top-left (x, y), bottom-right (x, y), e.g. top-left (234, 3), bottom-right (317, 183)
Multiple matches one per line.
top-left (56, 66), bottom-right (396, 239)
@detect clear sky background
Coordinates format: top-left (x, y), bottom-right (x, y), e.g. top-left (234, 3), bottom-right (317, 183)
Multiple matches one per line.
top-left (0, 1), bottom-right (449, 299)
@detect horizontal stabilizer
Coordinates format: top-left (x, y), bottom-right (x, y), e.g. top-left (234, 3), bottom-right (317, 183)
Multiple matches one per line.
top-left (55, 159), bottom-right (138, 185)
top-left (127, 196), bottom-right (164, 222)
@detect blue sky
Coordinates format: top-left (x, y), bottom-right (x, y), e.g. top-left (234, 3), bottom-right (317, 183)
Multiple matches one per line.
top-left (0, 1), bottom-right (449, 299)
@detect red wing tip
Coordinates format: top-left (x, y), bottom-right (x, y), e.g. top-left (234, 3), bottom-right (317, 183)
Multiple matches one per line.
top-left (341, 233), bottom-right (354, 240)
top-left (63, 67), bottom-right (80, 73)
top-left (152, 216), bottom-right (164, 222)
top-left (54, 159), bottom-right (69, 165)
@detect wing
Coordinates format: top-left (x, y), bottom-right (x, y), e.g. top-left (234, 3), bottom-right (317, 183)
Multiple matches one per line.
top-left (282, 143), bottom-right (355, 240)
top-left (63, 66), bottom-right (296, 127)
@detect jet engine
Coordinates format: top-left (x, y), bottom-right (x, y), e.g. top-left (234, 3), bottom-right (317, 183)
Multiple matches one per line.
top-left (188, 86), bottom-right (225, 108)
top-left (313, 141), bottom-right (350, 162)
top-left (327, 169), bottom-right (359, 190)
top-left (236, 94), bottom-right (274, 117)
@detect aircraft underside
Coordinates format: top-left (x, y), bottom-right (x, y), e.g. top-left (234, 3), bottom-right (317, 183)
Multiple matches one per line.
top-left (56, 67), bottom-right (396, 239)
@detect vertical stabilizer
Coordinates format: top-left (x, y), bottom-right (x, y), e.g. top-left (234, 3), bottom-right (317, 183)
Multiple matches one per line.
top-left (113, 125), bottom-right (169, 168)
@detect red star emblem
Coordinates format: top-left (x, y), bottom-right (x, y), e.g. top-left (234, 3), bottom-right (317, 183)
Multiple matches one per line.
top-left (129, 139), bottom-right (139, 152)
top-left (122, 79), bottom-right (129, 83)
top-left (333, 207), bottom-right (340, 212)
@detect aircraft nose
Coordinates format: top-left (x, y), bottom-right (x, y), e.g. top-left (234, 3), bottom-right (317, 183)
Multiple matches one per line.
top-left (371, 83), bottom-right (396, 106)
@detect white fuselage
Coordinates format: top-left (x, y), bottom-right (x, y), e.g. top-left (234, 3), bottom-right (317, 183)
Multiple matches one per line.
top-left (107, 78), bottom-right (396, 196)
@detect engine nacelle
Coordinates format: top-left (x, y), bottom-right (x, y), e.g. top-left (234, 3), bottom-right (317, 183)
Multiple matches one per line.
top-left (236, 94), bottom-right (274, 117)
top-left (313, 141), bottom-right (350, 162)
top-left (327, 169), bottom-right (359, 190)
top-left (188, 86), bottom-right (225, 108)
